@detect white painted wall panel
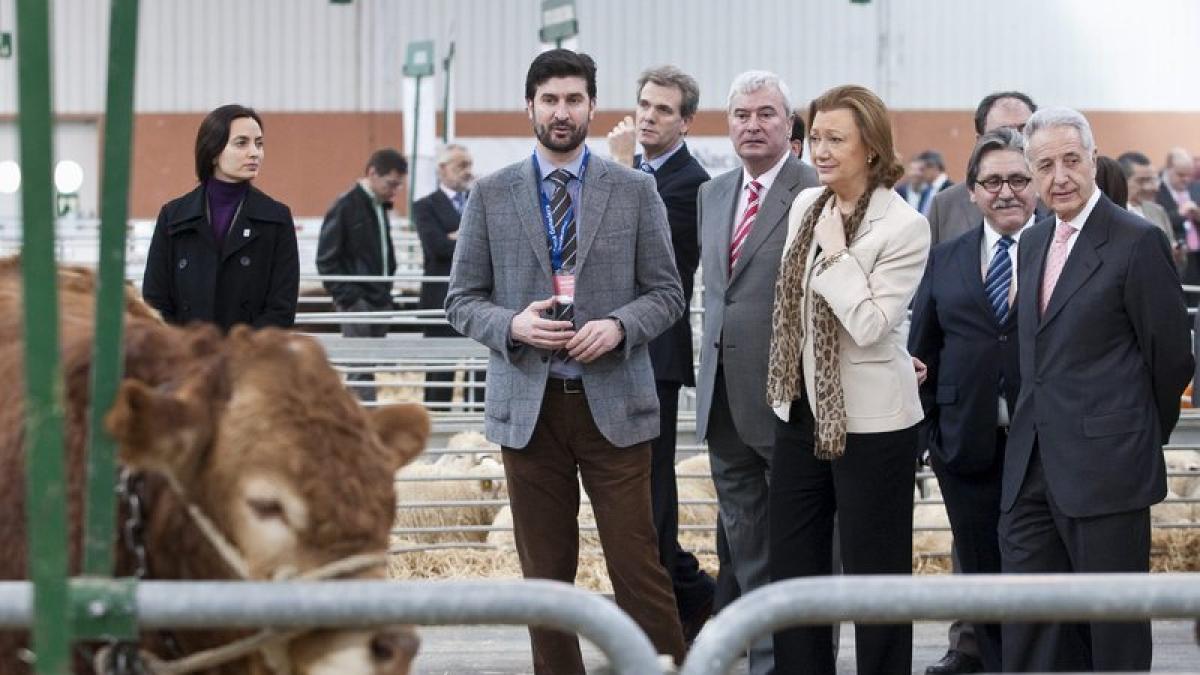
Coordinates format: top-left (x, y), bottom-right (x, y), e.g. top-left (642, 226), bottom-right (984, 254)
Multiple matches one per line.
top-left (2, 0), bottom-right (1198, 115)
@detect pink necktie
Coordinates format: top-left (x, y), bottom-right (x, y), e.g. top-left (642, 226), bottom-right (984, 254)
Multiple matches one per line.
top-left (1040, 221), bottom-right (1076, 316)
top-left (730, 180), bottom-right (762, 273)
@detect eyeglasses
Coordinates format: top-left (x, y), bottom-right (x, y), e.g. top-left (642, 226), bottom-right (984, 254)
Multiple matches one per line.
top-left (976, 174), bottom-right (1032, 193)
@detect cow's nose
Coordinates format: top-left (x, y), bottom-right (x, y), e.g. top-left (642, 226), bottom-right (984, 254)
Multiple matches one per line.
top-left (369, 629), bottom-right (420, 674)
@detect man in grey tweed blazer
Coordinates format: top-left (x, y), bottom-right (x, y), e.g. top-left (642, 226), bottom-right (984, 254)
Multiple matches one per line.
top-left (445, 50), bottom-right (686, 674)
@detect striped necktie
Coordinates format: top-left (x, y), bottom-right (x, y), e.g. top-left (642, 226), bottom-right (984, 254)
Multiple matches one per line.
top-left (984, 235), bottom-right (1014, 322)
top-left (730, 180), bottom-right (762, 274)
top-left (546, 170), bottom-right (576, 358)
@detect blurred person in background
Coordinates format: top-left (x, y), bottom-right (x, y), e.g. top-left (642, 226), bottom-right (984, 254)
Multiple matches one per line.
top-left (414, 144), bottom-right (476, 407)
top-left (143, 103), bottom-right (298, 332)
top-left (316, 148), bottom-right (408, 402)
top-left (927, 92), bottom-right (1037, 247)
top-left (1157, 147), bottom-right (1200, 287)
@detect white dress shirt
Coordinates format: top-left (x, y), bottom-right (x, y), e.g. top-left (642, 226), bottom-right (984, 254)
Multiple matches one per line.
top-left (733, 151), bottom-right (790, 236)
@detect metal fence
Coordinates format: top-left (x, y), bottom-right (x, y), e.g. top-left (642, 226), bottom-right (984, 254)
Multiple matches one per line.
top-left (679, 573), bottom-right (1200, 675)
top-left (0, 579), bottom-right (668, 675)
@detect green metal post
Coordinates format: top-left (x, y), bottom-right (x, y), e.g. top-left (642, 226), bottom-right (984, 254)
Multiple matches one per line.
top-left (83, 0), bottom-right (140, 578)
top-left (440, 42), bottom-right (454, 145)
top-left (409, 76), bottom-right (421, 216)
top-left (16, 0), bottom-right (71, 671)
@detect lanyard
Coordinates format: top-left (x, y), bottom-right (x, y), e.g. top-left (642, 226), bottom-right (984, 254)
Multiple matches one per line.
top-left (532, 146), bottom-right (590, 271)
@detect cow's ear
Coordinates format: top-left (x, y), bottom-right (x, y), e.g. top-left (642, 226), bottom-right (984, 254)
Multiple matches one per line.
top-left (106, 380), bottom-right (212, 482)
top-left (370, 403), bottom-right (430, 470)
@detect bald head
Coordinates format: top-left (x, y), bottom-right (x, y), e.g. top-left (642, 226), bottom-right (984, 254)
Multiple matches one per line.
top-left (1164, 147), bottom-right (1195, 191)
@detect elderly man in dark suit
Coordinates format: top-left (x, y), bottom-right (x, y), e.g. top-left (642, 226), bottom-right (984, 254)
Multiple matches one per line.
top-left (607, 64), bottom-right (714, 642)
top-left (909, 128), bottom-right (1038, 673)
top-left (445, 49), bottom-right (686, 674)
top-left (1000, 108), bottom-right (1192, 672)
top-left (695, 69), bottom-right (819, 675)
top-left (413, 143), bottom-right (475, 406)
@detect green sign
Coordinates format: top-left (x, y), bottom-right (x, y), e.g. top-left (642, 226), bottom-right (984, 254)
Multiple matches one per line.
top-left (403, 40), bottom-right (435, 78)
top-left (539, 0), bottom-right (578, 44)
top-left (0, 33), bottom-right (12, 59)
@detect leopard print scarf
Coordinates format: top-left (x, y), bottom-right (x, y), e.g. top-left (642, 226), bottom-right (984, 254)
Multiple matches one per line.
top-left (766, 185), bottom-right (875, 460)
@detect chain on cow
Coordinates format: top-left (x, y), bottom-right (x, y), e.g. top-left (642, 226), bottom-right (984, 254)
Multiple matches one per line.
top-left (91, 468), bottom-right (390, 675)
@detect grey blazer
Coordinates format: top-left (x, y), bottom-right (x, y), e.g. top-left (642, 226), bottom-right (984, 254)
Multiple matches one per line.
top-left (445, 153), bottom-right (685, 449)
top-left (694, 155), bottom-right (820, 446)
top-left (926, 182), bottom-right (979, 247)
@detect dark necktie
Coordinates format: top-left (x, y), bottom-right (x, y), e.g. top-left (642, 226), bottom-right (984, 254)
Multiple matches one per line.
top-left (452, 191), bottom-right (466, 213)
top-left (640, 161), bottom-right (654, 174)
top-left (984, 235), bottom-right (1014, 322)
top-left (546, 169), bottom-right (576, 354)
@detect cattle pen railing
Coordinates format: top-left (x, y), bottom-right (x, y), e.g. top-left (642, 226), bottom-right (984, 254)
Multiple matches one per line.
top-left (0, 574), bottom-right (1197, 675)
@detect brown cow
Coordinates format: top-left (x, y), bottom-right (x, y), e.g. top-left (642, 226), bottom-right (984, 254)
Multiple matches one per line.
top-left (0, 258), bottom-right (429, 674)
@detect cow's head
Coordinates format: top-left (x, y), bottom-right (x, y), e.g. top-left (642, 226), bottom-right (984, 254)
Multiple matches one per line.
top-left (106, 325), bottom-right (427, 675)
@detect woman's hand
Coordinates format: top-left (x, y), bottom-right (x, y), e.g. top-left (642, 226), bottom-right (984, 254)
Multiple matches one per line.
top-left (813, 206), bottom-right (848, 255)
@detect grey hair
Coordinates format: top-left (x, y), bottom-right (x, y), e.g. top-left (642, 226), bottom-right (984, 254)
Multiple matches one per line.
top-left (1022, 107), bottom-right (1095, 161)
top-left (966, 127), bottom-right (1027, 187)
top-left (638, 65), bottom-right (701, 119)
top-left (435, 143), bottom-right (469, 166)
top-left (726, 70), bottom-right (793, 116)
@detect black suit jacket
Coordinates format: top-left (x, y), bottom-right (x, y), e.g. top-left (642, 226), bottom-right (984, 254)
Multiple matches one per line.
top-left (1155, 181), bottom-right (1200, 240)
top-left (637, 144), bottom-right (708, 386)
top-left (412, 189), bottom-right (463, 337)
top-left (909, 225), bottom-right (1020, 473)
top-left (1002, 194), bottom-right (1193, 518)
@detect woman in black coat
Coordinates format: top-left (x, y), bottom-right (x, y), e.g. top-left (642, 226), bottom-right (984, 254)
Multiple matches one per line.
top-left (142, 104), bottom-right (299, 331)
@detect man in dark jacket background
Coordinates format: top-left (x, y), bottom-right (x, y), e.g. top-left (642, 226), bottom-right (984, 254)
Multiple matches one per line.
top-left (316, 148), bottom-right (408, 401)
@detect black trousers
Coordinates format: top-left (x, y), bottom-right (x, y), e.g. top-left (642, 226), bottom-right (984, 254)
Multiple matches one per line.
top-left (769, 399), bottom-right (916, 675)
top-left (652, 381), bottom-right (716, 618)
top-left (930, 429), bottom-right (1006, 672)
top-left (999, 442), bottom-right (1152, 672)
top-left (338, 298), bottom-right (389, 403)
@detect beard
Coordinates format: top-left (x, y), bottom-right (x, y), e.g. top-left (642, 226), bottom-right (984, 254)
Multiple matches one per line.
top-left (534, 119), bottom-right (589, 154)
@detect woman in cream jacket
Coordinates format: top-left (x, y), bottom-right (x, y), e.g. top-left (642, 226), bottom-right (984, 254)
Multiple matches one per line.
top-left (765, 85), bottom-right (929, 675)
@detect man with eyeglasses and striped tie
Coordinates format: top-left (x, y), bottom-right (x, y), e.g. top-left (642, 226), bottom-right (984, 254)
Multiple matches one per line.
top-left (445, 49), bottom-right (687, 675)
top-left (909, 127), bottom-right (1037, 673)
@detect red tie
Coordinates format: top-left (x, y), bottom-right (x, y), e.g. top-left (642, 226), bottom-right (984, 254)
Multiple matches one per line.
top-left (1040, 221), bottom-right (1076, 315)
top-left (730, 180), bottom-right (762, 273)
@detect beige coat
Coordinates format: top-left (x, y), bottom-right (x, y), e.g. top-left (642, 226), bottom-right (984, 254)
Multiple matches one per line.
top-left (771, 186), bottom-right (929, 433)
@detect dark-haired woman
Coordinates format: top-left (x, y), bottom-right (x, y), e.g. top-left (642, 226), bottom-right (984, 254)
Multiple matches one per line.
top-left (765, 85), bottom-right (930, 674)
top-left (143, 104), bottom-right (299, 330)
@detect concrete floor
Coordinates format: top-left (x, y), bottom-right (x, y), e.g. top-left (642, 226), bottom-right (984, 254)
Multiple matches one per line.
top-left (412, 620), bottom-right (1199, 674)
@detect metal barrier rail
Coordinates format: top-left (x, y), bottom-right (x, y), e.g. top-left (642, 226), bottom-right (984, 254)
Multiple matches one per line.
top-left (679, 573), bottom-right (1200, 675)
top-left (0, 579), bottom-right (666, 675)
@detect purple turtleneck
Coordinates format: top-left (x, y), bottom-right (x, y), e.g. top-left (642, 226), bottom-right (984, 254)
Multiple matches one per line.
top-left (206, 177), bottom-right (249, 245)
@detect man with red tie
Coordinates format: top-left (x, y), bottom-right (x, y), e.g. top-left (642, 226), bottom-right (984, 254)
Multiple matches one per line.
top-left (1000, 108), bottom-right (1193, 671)
top-left (694, 70), bottom-right (819, 675)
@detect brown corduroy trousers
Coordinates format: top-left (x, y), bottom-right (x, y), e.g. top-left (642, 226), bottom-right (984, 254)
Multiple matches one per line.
top-left (501, 383), bottom-right (687, 674)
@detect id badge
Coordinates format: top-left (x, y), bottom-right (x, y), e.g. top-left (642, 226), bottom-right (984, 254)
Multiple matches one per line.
top-left (552, 272), bottom-right (575, 305)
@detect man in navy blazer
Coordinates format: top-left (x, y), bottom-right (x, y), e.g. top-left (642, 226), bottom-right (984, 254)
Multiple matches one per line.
top-left (607, 64), bottom-right (715, 641)
top-left (909, 128), bottom-right (1037, 673)
top-left (1000, 109), bottom-right (1193, 672)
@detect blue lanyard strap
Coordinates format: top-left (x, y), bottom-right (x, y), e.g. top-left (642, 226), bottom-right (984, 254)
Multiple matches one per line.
top-left (532, 147), bottom-right (589, 271)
